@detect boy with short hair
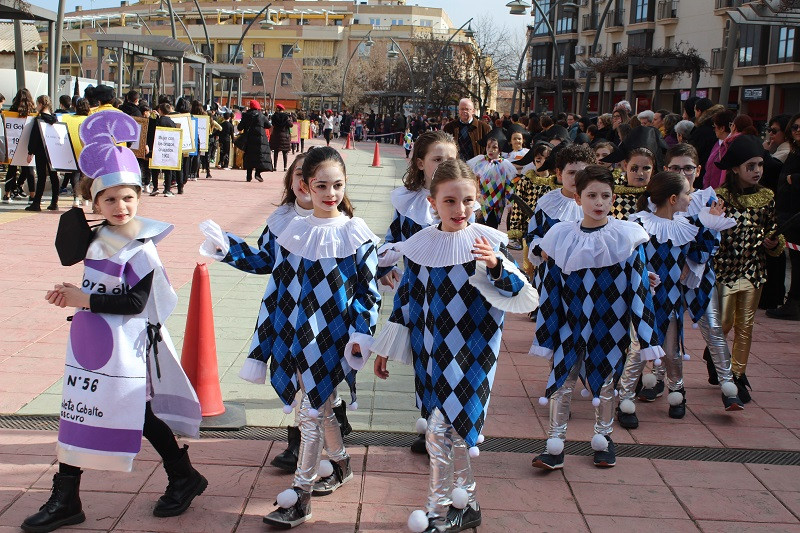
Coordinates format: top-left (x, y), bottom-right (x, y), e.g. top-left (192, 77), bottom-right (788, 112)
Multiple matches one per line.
top-left (530, 165), bottom-right (664, 471)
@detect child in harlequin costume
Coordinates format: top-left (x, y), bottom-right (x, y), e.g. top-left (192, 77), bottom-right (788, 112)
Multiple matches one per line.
top-left (594, 141), bottom-right (625, 186)
top-left (530, 166), bottom-right (664, 471)
top-left (643, 144), bottom-right (745, 412)
top-left (507, 142), bottom-right (554, 255)
top-left (502, 124), bottom-right (530, 163)
top-left (375, 131), bottom-right (461, 455)
top-left (198, 154), bottom-right (353, 474)
top-left (466, 129), bottom-right (518, 229)
top-left (525, 145), bottom-right (596, 283)
top-left (615, 171), bottom-right (739, 431)
top-left (404, 131), bottom-right (414, 158)
top-left (208, 147), bottom-right (379, 529)
top-left (602, 127), bottom-right (663, 221)
top-left (712, 135), bottom-right (785, 403)
top-left (22, 110), bottom-right (205, 533)
top-left (372, 159), bottom-right (538, 533)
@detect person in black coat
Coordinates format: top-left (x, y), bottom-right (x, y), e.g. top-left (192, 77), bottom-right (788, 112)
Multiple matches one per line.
top-left (237, 100), bottom-right (273, 182)
top-left (119, 90), bottom-right (143, 117)
top-left (218, 113), bottom-right (234, 169)
top-left (270, 104), bottom-right (293, 172)
top-left (25, 95), bottom-right (60, 211)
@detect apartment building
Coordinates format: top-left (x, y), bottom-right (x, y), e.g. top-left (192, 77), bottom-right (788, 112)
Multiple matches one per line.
top-left (39, 0), bottom-right (481, 112)
top-left (525, 0), bottom-right (799, 120)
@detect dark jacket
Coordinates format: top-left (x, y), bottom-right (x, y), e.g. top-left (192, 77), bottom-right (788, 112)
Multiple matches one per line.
top-left (689, 111), bottom-right (719, 187)
top-left (219, 120), bottom-right (234, 141)
top-left (28, 112), bottom-right (58, 159)
top-left (237, 109), bottom-right (273, 171)
top-left (119, 101), bottom-right (143, 117)
top-left (776, 150), bottom-right (800, 244)
top-left (270, 111), bottom-right (293, 152)
top-left (146, 114), bottom-right (176, 159)
top-left (443, 117), bottom-right (492, 159)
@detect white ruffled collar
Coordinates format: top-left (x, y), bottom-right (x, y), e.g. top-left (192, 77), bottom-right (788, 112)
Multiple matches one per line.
top-left (535, 189), bottom-right (583, 222)
top-left (276, 214), bottom-right (379, 260)
top-left (396, 223), bottom-right (508, 268)
top-left (629, 211), bottom-right (698, 246)
top-left (86, 216), bottom-right (172, 260)
top-left (540, 217), bottom-right (649, 274)
top-left (267, 203), bottom-right (313, 238)
top-left (390, 186), bottom-right (436, 226)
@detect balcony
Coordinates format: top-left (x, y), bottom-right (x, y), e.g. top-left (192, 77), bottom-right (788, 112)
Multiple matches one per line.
top-left (581, 13), bottom-right (598, 32)
top-left (714, 0), bottom-right (743, 13)
top-left (606, 9), bottom-right (625, 31)
top-left (711, 47), bottom-right (726, 70)
top-left (217, 53), bottom-right (243, 64)
top-left (657, 0), bottom-right (679, 22)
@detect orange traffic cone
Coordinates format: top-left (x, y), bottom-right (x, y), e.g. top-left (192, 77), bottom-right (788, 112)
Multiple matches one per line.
top-left (181, 263), bottom-right (226, 417)
top-left (344, 132), bottom-right (353, 150)
top-left (371, 141), bottom-right (381, 167)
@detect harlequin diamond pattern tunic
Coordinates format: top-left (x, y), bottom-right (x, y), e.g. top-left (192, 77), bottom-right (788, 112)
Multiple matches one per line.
top-left (374, 224), bottom-right (534, 447)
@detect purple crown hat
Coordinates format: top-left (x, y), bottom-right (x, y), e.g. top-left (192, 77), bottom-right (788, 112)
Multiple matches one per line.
top-left (78, 110), bottom-right (142, 200)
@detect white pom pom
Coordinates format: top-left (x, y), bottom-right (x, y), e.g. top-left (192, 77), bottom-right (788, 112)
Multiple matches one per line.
top-left (451, 487), bottom-right (469, 509)
top-left (692, 322), bottom-right (699, 329)
top-left (282, 404), bottom-right (293, 414)
top-left (538, 396), bottom-right (548, 406)
top-left (348, 401), bottom-right (358, 411)
top-left (683, 353), bottom-right (691, 361)
top-left (619, 399), bottom-right (636, 414)
top-left (415, 417), bottom-right (428, 434)
top-left (721, 382), bottom-right (738, 398)
top-left (308, 408), bottom-right (319, 418)
top-left (468, 446), bottom-right (480, 458)
top-left (580, 388), bottom-right (589, 398)
top-left (614, 390), bottom-right (619, 397)
top-left (546, 437), bottom-right (564, 455)
top-left (642, 374), bottom-right (658, 389)
top-left (477, 434), bottom-right (485, 444)
top-left (407, 510), bottom-right (429, 533)
top-left (591, 433), bottom-right (609, 452)
top-left (276, 488), bottom-right (298, 508)
top-left (318, 459), bottom-right (334, 479)
top-left (654, 358), bottom-right (662, 366)
top-left (592, 397), bottom-right (601, 407)
top-left (667, 391), bottom-right (684, 406)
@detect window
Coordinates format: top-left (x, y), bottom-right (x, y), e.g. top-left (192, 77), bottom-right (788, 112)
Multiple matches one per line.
top-left (281, 44), bottom-right (294, 58)
top-left (358, 42), bottom-right (371, 57)
top-left (738, 24), bottom-right (767, 67)
top-left (200, 43), bottom-right (214, 58)
top-left (556, 15), bottom-right (576, 33)
top-left (419, 19), bottom-right (432, 27)
top-left (227, 44), bottom-right (243, 63)
top-left (777, 27), bottom-right (795, 63)
top-left (529, 45), bottom-right (549, 77)
top-left (627, 30), bottom-right (653, 50)
top-left (369, 18), bottom-right (381, 26)
top-left (150, 69), bottom-right (157, 82)
top-left (334, 19), bottom-right (342, 26)
top-left (534, 0), bottom-right (551, 35)
top-left (631, 0), bottom-right (651, 23)
top-left (252, 71), bottom-right (263, 86)
top-left (281, 72), bottom-right (292, 86)
top-left (252, 43), bottom-right (264, 58)
top-left (85, 69), bottom-right (91, 78)
top-left (665, 35), bottom-right (674, 49)
top-left (391, 19), bottom-right (403, 26)
top-left (613, 42), bottom-right (622, 55)
top-left (85, 45), bottom-right (92, 57)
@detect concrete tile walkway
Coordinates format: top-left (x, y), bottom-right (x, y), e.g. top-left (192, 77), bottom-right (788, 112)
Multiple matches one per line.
top-left (1, 137), bottom-right (799, 531)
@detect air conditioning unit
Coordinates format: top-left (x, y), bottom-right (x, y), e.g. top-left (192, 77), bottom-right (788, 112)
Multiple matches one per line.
top-left (575, 45), bottom-right (586, 55)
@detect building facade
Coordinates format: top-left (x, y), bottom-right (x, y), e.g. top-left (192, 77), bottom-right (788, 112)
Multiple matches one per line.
top-left (524, 0), bottom-right (799, 120)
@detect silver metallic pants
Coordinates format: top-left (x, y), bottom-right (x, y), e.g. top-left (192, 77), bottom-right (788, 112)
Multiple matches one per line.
top-left (698, 286), bottom-right (734, 386)
top-left (619, 317), bottom-right (683, 401)
top-left (425, 408), bottom-right (477, 518)
top-left (291, 389), bottom-right (342, 427)
top-left (549, 362), bottom-right (614, 440)
top-left (293, 388), bottom-right (347, 492)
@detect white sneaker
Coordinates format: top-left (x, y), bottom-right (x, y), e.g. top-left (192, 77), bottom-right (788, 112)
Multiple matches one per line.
top-left (72, 199), bottom-right (83, 208)
top-left (2, 197), bottom-right (12, 204)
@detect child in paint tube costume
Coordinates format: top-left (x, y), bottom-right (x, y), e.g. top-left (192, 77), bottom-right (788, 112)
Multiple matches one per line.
top-left (22, 110), bottom-right (205, 533)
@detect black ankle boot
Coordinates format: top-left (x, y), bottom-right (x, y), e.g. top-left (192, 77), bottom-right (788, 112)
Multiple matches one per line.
top-left (703, 348), bottom-right (719, 385)
top-left (271, 426), bottom-right (301, 473)
top-left (332, 402), bottom-right (352, 437)
top-left (21, 472), bottom-right (85, 533)
top-left (734, 374), bottom-right (752, 404)
top-left (312, 456), bottom-right (353, 496)
top-left (152, 445), bottom-right (208, 517)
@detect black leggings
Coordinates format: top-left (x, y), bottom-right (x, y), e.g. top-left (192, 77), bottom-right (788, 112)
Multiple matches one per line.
top-left (272, 150), bottom-right (288, 171)
top-left (33, 158), bottom-right (59, 207)
top-left (59, 402), bottom-right (180, 476)
top-left (4, 165), bottom-right (35, 196)
top-left (324, 129), bottom-right (332, 146)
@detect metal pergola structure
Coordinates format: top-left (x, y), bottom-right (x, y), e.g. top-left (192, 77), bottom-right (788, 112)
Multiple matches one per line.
top-left (362, 90), bottom-right (416, 115)
top-left (189, 63), bottom-right (247, 107)
top-left (91, 33), bottom-right (206, 103)
top-left (294, 92), bottom-right (341, 115)
top-left (0, 0), bottom-right (58, 100)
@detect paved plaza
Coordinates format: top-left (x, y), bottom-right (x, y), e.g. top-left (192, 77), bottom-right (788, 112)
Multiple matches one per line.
top-left (1, 138), bottom-right (799, 532)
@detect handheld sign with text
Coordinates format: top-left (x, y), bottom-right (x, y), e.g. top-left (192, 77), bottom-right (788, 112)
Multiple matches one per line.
top-left (170, 113), bottom-right (196, 153)
top-left (40, 121), bottom-right (79, 171)
top-left (129, 116), bottom-right (149, 159)
top-left (2, 111), bottom-right (37, 165)
top-left (194, 114), bottom-right (210, 153)
top-left (150, 126), bottom-right (183, 170)
top-left (9, 114), bottom-right (37, 167)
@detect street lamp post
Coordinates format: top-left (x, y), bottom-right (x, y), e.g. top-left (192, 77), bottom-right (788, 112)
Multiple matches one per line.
top-left (339, 30), bottom-right (374, 112)
top-left (388, 37), bottom-right (415, 112)
top-left (421, 18), bottom-right (474, 115)
top-left (272, 40), bottom-right (301, 113)
top-left (226, 3), bottom-right (273, 105)
top-left (247, 58), bottom-right (268, 110)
